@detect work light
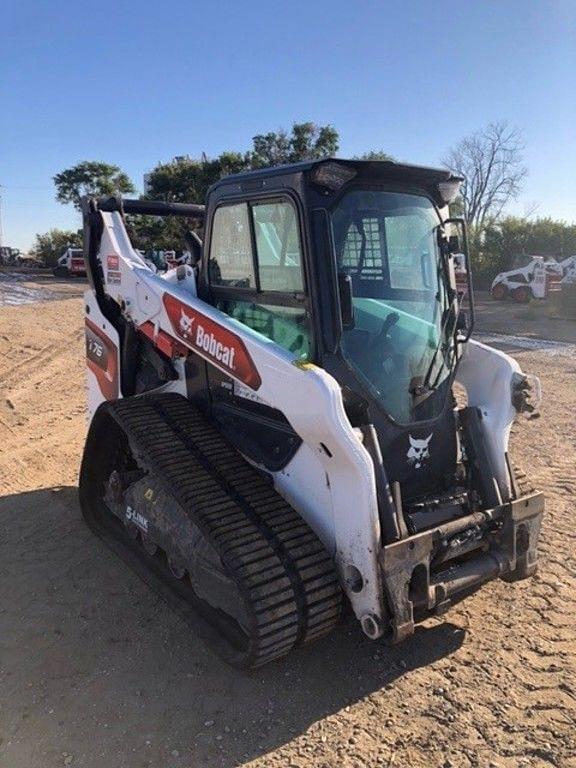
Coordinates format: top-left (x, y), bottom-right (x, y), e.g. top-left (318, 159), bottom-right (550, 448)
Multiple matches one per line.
top-left (437, 179), bottom-right (462, 204)
top-left (311, 162), bottom-right (357, 191)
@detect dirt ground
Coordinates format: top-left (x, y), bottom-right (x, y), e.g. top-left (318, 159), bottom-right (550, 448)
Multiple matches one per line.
top-left (0, 276), bottom-right (575, 768)
top-left (0, 269), bottom-right (86, 307)
top-left (473, 292), bottom-right (576, 345)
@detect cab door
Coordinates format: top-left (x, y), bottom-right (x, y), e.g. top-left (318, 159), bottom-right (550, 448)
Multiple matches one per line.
top-left (204, 196), bottom-right (314, 471)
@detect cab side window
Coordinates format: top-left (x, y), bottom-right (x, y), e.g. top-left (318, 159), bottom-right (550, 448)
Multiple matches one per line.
top-left (209, 203), bottom-right (255, 288)
top-left (209, 198), bottom-right (312, 358)
top-left (252, 201), bottom-right (304, 292)
top-left (218, 300), bottom-right (312, 360)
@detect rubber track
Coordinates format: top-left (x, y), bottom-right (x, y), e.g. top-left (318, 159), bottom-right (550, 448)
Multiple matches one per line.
top-left (88, 393), bottom-right (342, 668)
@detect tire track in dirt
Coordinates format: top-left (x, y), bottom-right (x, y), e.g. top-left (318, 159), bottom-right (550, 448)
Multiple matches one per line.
top-left (0, 328), bottom-right (84, 388)
top-left (0, 299), bottom-right (87, 495)
top-left (0, 342), bottom-right (63, 388)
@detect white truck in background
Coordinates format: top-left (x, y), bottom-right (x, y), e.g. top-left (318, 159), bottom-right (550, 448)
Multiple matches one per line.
top-left (53, 247), bottom-right (86, 277)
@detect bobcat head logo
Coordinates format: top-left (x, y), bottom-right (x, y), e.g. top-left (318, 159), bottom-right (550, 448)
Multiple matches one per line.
top-left (179, 308), bottom-right (194, 337)
top-left (407, 434), bottom-right (433, 469)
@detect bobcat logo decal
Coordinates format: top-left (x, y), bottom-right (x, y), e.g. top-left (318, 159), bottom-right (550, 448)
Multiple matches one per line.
top-left (163, 293), bottom-right (262, 391)
top-left (179, 308), bottom-right (195, 338)
top-left (407, 434), bottom-right (433, 469)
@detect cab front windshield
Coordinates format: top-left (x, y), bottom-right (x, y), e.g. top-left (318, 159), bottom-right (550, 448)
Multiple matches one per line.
top-left (331, 189), bottom-right (455, 424)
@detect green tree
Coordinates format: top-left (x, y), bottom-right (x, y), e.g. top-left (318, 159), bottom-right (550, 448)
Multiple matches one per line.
top-left (144, 122), bottom-right (340, 206)
top-left (53, 161), bottom-right (135, 210)
top-left (32, 228), bottom-right (82, 267)
top-left (125, 213), bottom-right (197, 253)
top-left (487, 217), bottom-right (576, 261)
top-left (249, 122), bottom-right (339, 168)
top-left (354, 150), bottom-right (394, 161)
top-left (136, 156), bottom-right (226, 250)
top-left (137, 122), bottom-right (340, 250)
top-left (143, 155), bottom-right (226, 205)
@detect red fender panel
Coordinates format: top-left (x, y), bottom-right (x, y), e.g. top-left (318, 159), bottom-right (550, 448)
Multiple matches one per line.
top-left (163, 293), bottom-right (262, 390)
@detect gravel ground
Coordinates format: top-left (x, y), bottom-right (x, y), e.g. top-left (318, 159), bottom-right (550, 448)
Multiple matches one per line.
top-left (0, 284), bottom-right (574, 768)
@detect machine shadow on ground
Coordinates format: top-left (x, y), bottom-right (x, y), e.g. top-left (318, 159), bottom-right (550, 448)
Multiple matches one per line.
top-left (0, 487), bottom-right (466, 767)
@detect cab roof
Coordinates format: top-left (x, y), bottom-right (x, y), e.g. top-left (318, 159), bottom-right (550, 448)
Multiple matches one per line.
top-left (210, 157), bottom-right (462, 188)
top-left (209, 157), bottom-right (463, 207)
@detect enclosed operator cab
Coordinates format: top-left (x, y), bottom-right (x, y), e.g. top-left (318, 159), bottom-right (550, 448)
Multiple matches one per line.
top-left (198, 160), bottom-right (470, 507)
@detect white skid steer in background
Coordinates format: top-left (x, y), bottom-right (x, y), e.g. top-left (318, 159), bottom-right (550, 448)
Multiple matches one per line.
top-left (490, 255), bottom-right (565, 302)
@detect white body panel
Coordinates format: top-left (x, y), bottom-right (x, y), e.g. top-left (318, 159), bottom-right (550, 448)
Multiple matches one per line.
top-left (272, 443), bottom-right (336, 553)
top-left (85, 290), bottom-right (122, 418)
top-left (456, 339), bottom-right (520, 500)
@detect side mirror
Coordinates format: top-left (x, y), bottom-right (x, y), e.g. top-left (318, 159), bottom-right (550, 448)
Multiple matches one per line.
top-left (448, 234), bottom-right (460, 254)
top-left (444, 216), bottom-right (474, 342)
top-left (455, 311), bottom-right (469, 338)
top-left (338, 272), bottom-right (355, 329)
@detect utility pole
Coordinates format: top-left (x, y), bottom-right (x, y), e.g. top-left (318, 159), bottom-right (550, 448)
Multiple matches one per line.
top-left (0, 185), bottom-right (4, 249)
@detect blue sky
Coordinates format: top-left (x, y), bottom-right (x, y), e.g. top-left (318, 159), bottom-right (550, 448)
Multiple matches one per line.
top-left (1, 0), bottom-right (575, 251)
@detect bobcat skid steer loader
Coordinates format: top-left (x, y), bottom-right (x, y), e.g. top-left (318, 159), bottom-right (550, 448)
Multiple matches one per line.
top-left (79, 159), bottom-right (544, 668)
top-left (490, 256), bottom-right (562, 303)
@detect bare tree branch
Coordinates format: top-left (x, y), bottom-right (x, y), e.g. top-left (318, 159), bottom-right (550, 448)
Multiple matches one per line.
top-left (523, 200), bottom-right (539, 219)
top-left (442, 122), bottom-right (527, 231)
